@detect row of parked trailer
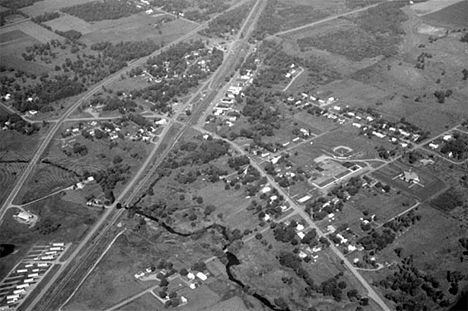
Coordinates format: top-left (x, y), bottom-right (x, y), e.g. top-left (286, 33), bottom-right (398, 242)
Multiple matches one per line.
top-left (0, 243), bottom-right (65, 308)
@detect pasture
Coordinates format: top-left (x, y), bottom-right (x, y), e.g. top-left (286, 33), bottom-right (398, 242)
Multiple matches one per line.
top-left (0, 29), bottom-right (28, 43)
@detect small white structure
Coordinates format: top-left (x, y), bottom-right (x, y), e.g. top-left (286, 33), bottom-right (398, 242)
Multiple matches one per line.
top-left (196, 272), bottom-right (207, 281)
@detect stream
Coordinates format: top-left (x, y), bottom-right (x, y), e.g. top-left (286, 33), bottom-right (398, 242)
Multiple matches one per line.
top-left (136, 211), bottom-right (289, 311)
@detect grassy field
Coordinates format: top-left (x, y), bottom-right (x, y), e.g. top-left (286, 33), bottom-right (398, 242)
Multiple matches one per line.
top-left (64, 232), bottom-right (161, 311)
top-left (0, 131), bottom-right (40, 161)
top-left (44, 14), bottom-right (94, 34)
top-left (0, 162), bottom-right (27, 206)
top-left (115, 293), bottom-right (161, 311)
top-left (347, 189), bottom-right (417, 223)
top-left (80, 14), bottom-right (196, 45)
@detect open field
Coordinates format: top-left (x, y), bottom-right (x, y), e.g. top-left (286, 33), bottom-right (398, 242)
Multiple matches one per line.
top-left (64, 232), bottom-right (160, 311)
top-left (80, 14), bottom-right (196, 45)
top-left (0, 20), bottom-right (60, 43)
top-left (411, 0), bottom-right (466, 16)
top-left (20, 0), bottom-right (95, 16)
top-left (0, 29), bottom-right (29, 43)
top-left (115, 293), bottom-right (160, 311)
top-left (422, 0), bottom-right (468, 26)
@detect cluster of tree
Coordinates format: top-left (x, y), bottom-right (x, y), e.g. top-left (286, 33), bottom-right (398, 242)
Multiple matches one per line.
top-left (92, 162), bottom-right (132, 203)
top-left (462, 68), bottom-right (468, 81)
top-left (0, 113), bottom-right (40, 135)
top-left (181, 139), bottom-right (229, 165)
top-left (316, 274), bottom-right (349, 301)
top-left (0, 9), bottom-right (28, 26)
top-left (383, 210), bottom-right (421, 233)
top-left (91, 40), bottom-right (159, 63)
top-left (227, 155), bottom-right (250, 170)
top-left (146, 40), bottom-right (205, 77)
top-left (357, 228), bottom-right (396, 252)
top-left (0, 0), bottom-right (42, 9)
top-left (0, 244), bottom-right (15, 258)
top-left (125, 113), bottom-right (154, 128)
top-left (201, 2), bottom-right (252, 37)
top-left (415, 52), bottom-right (432, 70)
top-left (253, 42), bottom-right (301, 88)
top-left (251, 0), bottom-right (281, 40)
top-left (87, 96), bottom-right (137, 113)
top-left (31, 11), bottom-right (59, 23)
top-left (378, 255), bottom-right (455, 309)
top-left (432, 187), bottom-right (465, 211)
top-left (61, 0), bottom-right (142, 22)
top-left (55, 29), bottom-right (82, 41)
top-left (460, 32), bottom-right (468, 43)
top-left (35, 218), bottom-right (61, 235)
top-left (273, 221), bottom-right (302, 245)
top-left (440, 132), bottom-right (468, 160)
top-left (433, 89), bottom-right (453, 104)
top-left (72, 142), bottom-right (88, 156)
top-left (329, 176), bottom-right (363, 198)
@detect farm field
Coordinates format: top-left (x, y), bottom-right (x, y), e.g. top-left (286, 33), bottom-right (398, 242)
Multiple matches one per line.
top-left (20, 0), bottom-right (95, 16)
top-left (411, 0), bottom-right (466, 16)
top-left (0, 162), bottom-right (27, 206)
top-left (422, 0), bottom-right (468, 27)
top-left (79, 14), bottom-right (197, 45)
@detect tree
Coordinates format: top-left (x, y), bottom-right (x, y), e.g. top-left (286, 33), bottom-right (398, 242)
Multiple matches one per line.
top-left (179, 268), bottom-right (188, 276)
top-left (160, 278), bottom-right (168, 287)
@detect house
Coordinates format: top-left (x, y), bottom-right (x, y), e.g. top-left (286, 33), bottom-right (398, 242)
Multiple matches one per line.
top-left (196, 272), bottom-right (208, 281)
top-left (352, 123), bottom-right (362, 128)
top-left (297, 232), bottom-right (305, 239)
top-left (429, 142), bottom-right (439, 149)
top-left (443, 134), bottom-right (452, 141)
top-left (402, 171), bottom-right (420, 183)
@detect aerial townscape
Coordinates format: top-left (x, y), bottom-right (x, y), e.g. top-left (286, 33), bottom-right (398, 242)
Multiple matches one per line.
top-left (0, 0), bottom-right (468, 310)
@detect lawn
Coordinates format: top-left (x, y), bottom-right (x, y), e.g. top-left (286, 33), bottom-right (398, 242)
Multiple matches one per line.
top-left (346, 189), bottom-right (417, 223)
top-left (371, 162), bottom-right (447, 201)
